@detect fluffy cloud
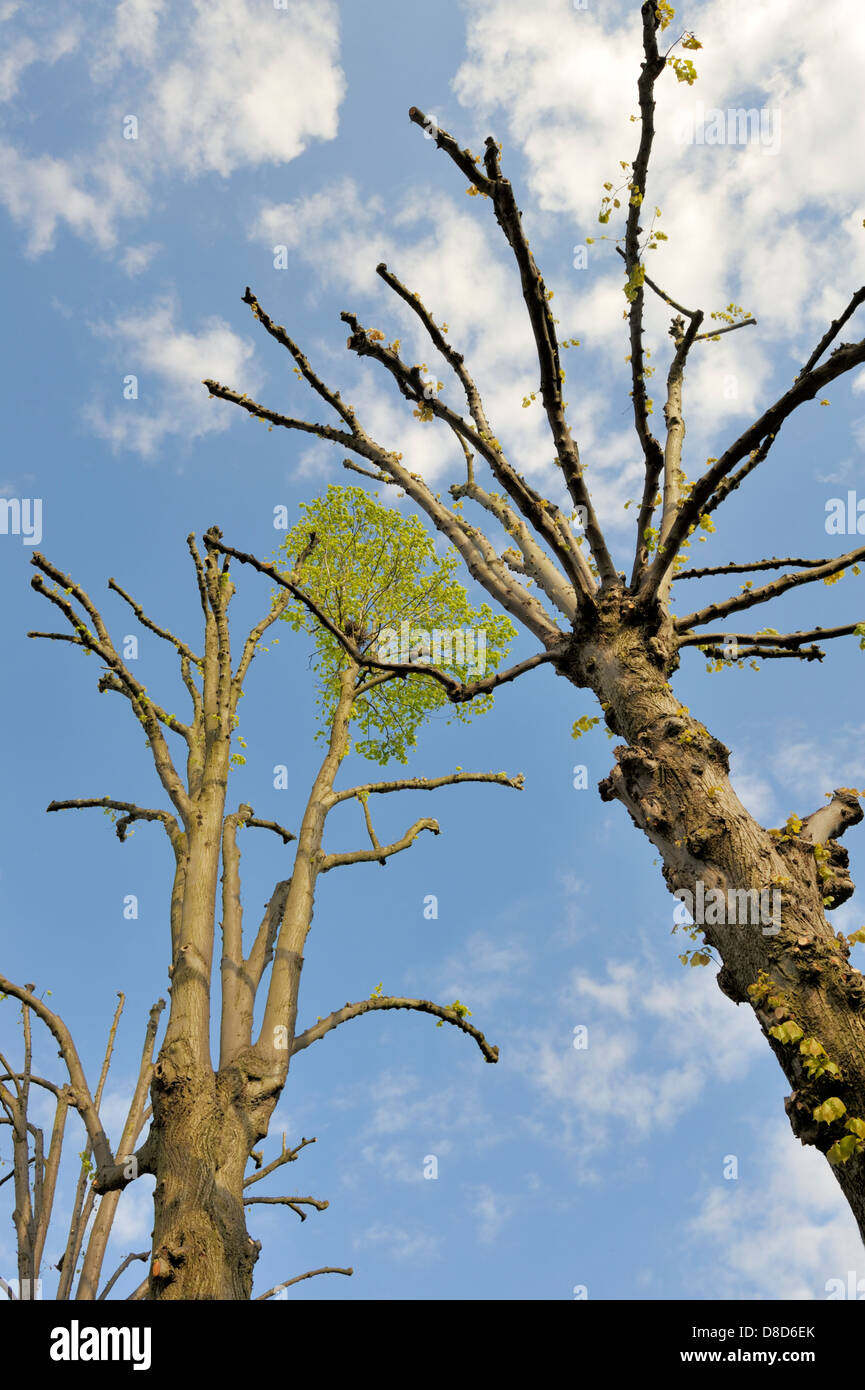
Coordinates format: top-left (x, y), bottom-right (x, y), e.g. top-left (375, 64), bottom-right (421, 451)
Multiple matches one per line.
top-left (0, 0), bottom-right (345, 255)
top-left (353, 1222), bottom-right (442, 1262)
top-left (0, 12), bottom-right (81, 103)
top-left (687, 1119), bottom-right (863, 1299)
top-left (83, 294), bottom-right (261, 457)
top-left (248, 177), bottom-right (645, 533)
top-left (452, 0), bottom-right (865, 427)
top-left (507, 955), bottom-right (765, 1154)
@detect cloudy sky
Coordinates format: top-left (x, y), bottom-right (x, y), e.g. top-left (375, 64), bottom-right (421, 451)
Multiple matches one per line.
top-left (2, 0), bottom-right (865, 1301)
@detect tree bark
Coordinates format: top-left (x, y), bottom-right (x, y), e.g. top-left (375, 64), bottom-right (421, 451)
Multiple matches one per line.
top-left (564, 594), bottom-right (865, 1238)
top-left (147, 1045), bottom-right (259, 1301)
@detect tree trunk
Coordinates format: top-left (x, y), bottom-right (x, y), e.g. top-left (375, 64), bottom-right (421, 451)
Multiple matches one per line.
top-left (563, 594), bottom-right (865, 1239)
top-left (147, 1043), bottom-right (258, 1301)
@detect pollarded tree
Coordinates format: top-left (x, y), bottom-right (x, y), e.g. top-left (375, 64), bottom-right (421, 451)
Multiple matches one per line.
top-left (4, 492), bottom-right (522, 1299)
top-left (204, 3), bottom-right (865, 1240)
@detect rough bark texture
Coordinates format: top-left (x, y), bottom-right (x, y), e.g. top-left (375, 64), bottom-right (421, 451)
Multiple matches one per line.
top-left (148, 1048), bottom-right (259, 1301)
top-left (564, 591), bottom-right (865, 1238)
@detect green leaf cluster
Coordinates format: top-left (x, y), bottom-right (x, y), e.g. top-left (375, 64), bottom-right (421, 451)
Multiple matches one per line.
top-left (276, 486), bottom-right (515, 764)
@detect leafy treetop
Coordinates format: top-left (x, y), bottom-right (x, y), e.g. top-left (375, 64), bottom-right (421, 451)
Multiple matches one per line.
top-left (276, 485), bottom-right (516, 763)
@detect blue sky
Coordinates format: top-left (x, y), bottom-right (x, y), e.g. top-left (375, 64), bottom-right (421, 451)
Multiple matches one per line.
top-left (2, 0), bottom-right (865, 1301)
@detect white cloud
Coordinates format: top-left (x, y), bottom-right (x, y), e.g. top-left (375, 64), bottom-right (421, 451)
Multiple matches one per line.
top-left (120, 242), bottom-right (161, 276)
top-left (451, 0), bottom-right (865, 437)
top-left (0, 15), bottom-right (80, 103)
top-left (423, 930), bottom-right (530, 1011)
top-left (509, 955), bottom-right (764, 1153)
top-left (147, 0), bottom-right (344, 179)
top-left (769, 727), bottom-right (865, 806)
top-left (687, 1119), bottom-right (862, 1299)
top-left (728, 766), bottom-right (778, 824)
top-left (354, 1222), bottom-right (442, 1262)
top-left (0, 142), bottom-right (142, 256)
top-left (469, 1183), bottom-right (516, 1243)
top-left (108, 1177), bottom-right (155, 1244)
top-left (0, 0), bottom-right (345, 255)
top-left (83, 294), bottom-right (261, 458)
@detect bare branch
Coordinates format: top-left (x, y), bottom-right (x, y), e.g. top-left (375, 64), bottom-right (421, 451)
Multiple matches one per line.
top-left (107, 577), bottom-right (201, 665)
top-left (450, 475), bottom-right (585, 617)
top-left (245, 815), bottom-right (296, 845)
top-left (80, 997), bottom-right (164, 1298)
top-left (329, 769), bottom-right (524, 808)
top-left (320, 818), bottom-right (439, 872)
top-left (29, 554), bottom-right (193, 822)
top-left (243, 1135), bottom-right (316, 1190)
top-left (342, 306), bottom-right (599, 597)
top-left (243, 1194), bottom-right (329, 1221)
top-left (292, 996), bottom-right (499, 1063)
top-left (678, 623), bottom-right (864, 650)
top-left (674, 556), bottom-right (833, 580)
top-left (694, 318), bottom-right (757, 342)
top-left (640, 331), bottom-right (865, 600)
top-left (0, 977), bottom-right (114, 1174)
top-left (797, 287), bottom-right (865, 379)
top-left (691, 643), bottom-right (825, 662)
top-left (46, 797), bottom-right (181, 846)
top-left (97, 1251), bottom-right (148, 1301)
top-left (206, 318), bottom-right (560, 644)
top-left (204, 379), bottom-right (359, 451)
top-left (255, 1267), bottom-right (353, 1300)
top-left (674, 547), bottom-right (865, 631)
top-left (621, 7), bottom-right (666, 549)
top-left (406, 116), bottom-right (615, 584)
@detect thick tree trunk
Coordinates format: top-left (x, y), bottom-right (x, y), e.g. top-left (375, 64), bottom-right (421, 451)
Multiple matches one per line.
top-left (147, 1043), bottom-right (258, 1301)
top-left (562, 594), bottom-right (865, 1241)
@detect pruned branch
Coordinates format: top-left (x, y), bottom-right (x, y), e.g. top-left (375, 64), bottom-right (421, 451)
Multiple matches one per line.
top-left (255, 1266), bottom-right (353, 1300)
top-left (242, 1194), bottom-right (329, 1222)
top-left (97, 1251), bottom-right (148, 1301)
top-left (679, 623), bottom-right (864, 651)
top-left (329, 769), bottom-right (524, 807)
top-left (640, 329), bottom-right (865, 600)
top-left (0, 977), bottom-right (114, 1174)
top-left (107, 576), bottom-right (201, 665)
top-left (292, 996), bottom-right (499, 1063)
top-left (674, 547), bottom-right (865, 631)
top-left (799, 788), bottom-right (864, 845)
top-left (674, 556), bottom-right (833, 581)
top-left (320, 818), bottom-right (439, 871)
top-left (243, 1134), bottom-right (316, 1190)
top-left (46, 797), bottom-right (181, 846)
top-left (244, 815), bottom-right (296, 845)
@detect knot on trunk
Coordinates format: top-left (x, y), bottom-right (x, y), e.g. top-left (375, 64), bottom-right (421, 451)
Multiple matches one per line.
top-left (784, 1090), bottom-right (823, 1147)
top-left (781, 789), bottom-right (863, 910)
top-left (816, 840), bottom-right (856, 909)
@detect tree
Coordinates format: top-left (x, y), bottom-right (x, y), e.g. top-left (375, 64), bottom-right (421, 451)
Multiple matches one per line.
top-left (2, 494), bottom-right (522, 1299)
top-left (203, 2), bottom-right (865, 1241)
